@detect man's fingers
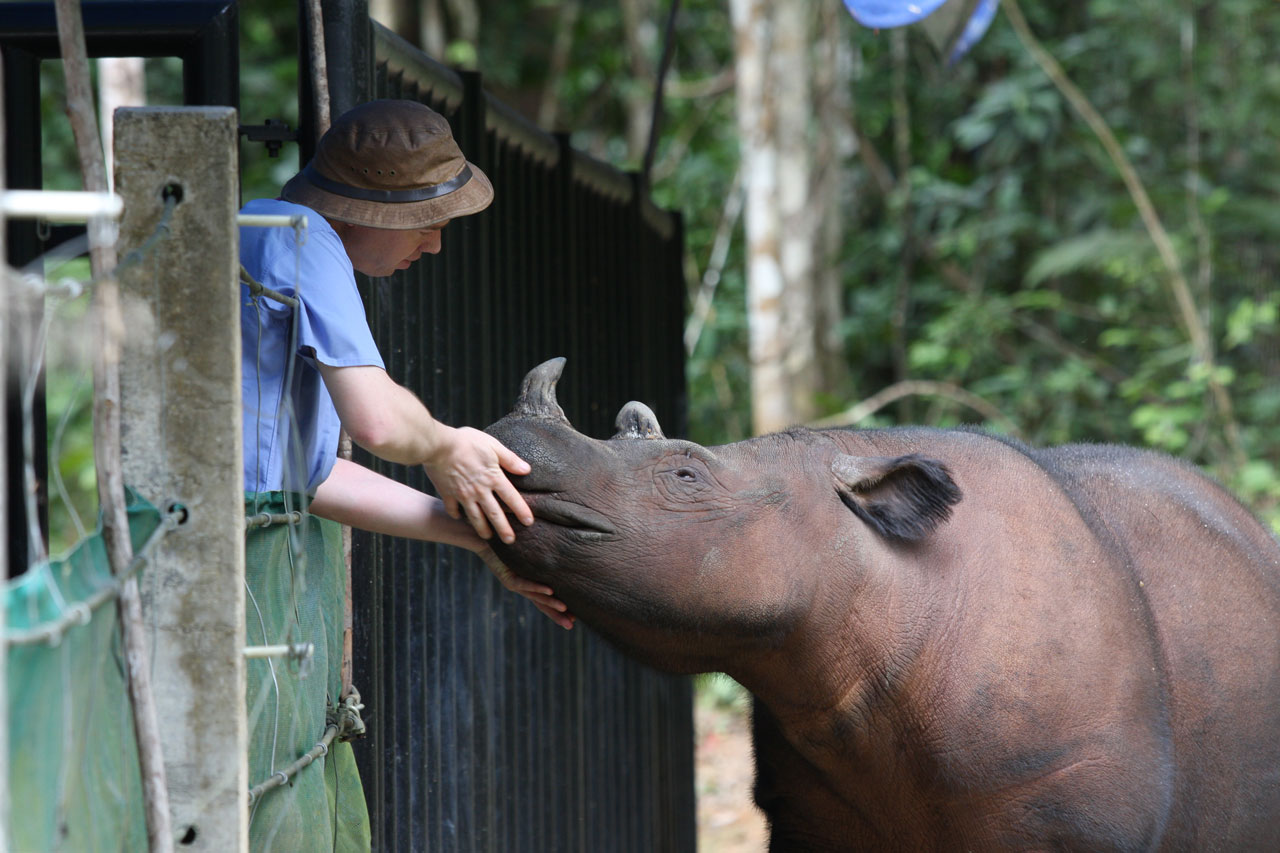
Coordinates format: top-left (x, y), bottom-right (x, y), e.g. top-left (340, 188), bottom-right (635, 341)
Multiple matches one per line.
top-left (494, 479), bottom-right (534, 527)
top-left (535, 602), bottom-right (575, 630)
top-left (497, 445), bottom-right (531, 476)
top-left (463, 501), bottom-right (495, 540)
top-left (478, 494), bottom-right (517, 543)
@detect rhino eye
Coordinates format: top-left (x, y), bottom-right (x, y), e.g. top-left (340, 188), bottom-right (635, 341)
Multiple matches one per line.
top-left (675, 468), bottom-right (698, 482)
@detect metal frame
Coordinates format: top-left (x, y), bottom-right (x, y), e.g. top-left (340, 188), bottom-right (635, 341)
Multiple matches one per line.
top-left (1, 0), bottom-right (238, 574)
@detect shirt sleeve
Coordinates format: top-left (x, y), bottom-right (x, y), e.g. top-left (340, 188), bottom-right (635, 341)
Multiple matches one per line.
top-left (294, 231), bottom-right (385, 369)
top-left (252, 215), bottom-right (385, 371)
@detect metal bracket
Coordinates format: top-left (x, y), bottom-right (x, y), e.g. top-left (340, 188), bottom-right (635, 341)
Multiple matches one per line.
top-left (238, 118), bottom-right (297, 158)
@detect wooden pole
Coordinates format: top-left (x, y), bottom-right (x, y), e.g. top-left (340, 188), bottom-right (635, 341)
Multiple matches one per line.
top-left (306, 0), bottom-right (358, 701)
top-left (50, 2), bottom-right (173, 851)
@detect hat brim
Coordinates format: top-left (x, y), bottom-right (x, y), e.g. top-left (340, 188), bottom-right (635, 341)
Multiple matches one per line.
top-left (280, 160), bottom-right (494, 230)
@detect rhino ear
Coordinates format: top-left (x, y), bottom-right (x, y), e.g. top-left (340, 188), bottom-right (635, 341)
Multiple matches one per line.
top-left (832, 453), bottom-right (961, 542)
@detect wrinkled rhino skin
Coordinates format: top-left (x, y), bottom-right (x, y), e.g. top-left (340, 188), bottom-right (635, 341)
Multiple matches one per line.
top-left (486, 359), bottom-right (1280, 852)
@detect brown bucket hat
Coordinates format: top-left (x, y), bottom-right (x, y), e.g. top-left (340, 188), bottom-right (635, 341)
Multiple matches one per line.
top-left (281, 99), bottom-right (493, 230)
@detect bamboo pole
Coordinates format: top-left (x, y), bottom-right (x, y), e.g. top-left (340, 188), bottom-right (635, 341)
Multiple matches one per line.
top-left (304, 0), bottom-right (357, 702)
top-left (51, 2), bottom-right (174, 850)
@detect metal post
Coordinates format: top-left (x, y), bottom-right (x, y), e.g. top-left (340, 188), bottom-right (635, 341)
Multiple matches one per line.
top-left (0, 53), bottom-right (11, 852)
top-left (115, 106), bottom-right (247, 852)
top-left (2, 46), bottom-right (45, 577)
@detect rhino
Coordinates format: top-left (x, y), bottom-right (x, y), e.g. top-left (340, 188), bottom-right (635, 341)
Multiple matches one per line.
top-left (485, 358), bottom-right (1280, 851)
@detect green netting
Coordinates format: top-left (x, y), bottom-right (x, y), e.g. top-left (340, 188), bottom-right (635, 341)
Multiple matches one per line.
top-left (5, 490), bottom-right (161, 852)
top-left (244, 492), bottom-right (370, 852)
top-left (5, 490), bottom-right (370, 852)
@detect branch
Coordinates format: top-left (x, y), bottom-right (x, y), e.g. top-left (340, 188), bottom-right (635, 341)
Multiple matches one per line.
top-left (664, 67), bottom-right (736, 99)
top-left (810, 379), bottom-right (1021, 437)
top-left (684, 169), bottom-right (744, 355)
top-left (52, 1), bottom-right (173, 849)
top-left (304, 0), bottom-right (331, 134)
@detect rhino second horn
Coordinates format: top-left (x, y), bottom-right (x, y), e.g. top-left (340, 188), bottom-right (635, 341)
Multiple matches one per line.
top-left (513, 357), bottom-right (571, 423)
top-left (612, 401), bottom-right (665, 440)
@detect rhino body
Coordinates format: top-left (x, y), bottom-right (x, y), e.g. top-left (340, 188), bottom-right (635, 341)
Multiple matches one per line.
top-left (486, 359), bottom-right (1280, 851)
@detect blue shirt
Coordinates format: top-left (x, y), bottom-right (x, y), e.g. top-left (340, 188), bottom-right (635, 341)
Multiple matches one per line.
top-left (240, 199), bottom-right (385, 493)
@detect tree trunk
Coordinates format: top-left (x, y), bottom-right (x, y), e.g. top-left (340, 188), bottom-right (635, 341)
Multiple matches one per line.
top-left (97, 57), bottom-right (145, 191)
top-left (445, 0), bottom-right (480, 61)
top-left (420, 0), bottom-right (445, 58)
top-left (620, 0), bottom-right (659, 162)
top-left (370, 0), bottom-right (421, 47)
top-left (730, 0), bottom-right (828, 434)
top-left (538, 0), bottom-right (581, 130)
top-left (813, 2), bottom-right (853, 397)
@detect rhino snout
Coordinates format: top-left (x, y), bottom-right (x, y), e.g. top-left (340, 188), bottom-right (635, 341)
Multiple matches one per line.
top-left (527, 496), bottom-right (616, 535)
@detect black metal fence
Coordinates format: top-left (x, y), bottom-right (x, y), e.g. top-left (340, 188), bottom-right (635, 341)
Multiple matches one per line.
top-left (330, 13), bottom-right (694, 853)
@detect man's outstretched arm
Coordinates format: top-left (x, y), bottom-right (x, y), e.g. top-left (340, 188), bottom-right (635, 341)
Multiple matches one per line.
top-left (310, 458), bottom-right (573, 629)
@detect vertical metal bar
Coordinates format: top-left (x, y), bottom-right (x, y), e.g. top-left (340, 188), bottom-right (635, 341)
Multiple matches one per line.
top-left (3, 47), bottom-right (45, 577)
top-left (0, 49), bottom-right (10, 848)
top-left (183, 1), bottom-right (239, 109)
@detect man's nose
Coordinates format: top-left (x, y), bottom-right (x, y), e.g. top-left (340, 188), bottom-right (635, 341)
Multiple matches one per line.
top-left (421, 232), bottom-right (443, 255)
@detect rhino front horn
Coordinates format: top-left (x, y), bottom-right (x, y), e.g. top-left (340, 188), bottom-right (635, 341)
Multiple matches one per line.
top-left (513, 357), bottom-right (571, 423)
top-left (611, 401), bottom-right (665, 440)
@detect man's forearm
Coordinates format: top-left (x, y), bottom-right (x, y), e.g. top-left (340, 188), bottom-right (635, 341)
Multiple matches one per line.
top-left (309, 457), bottom-right (478, 549)
top-left (319, 363), bottom-right (449, 464)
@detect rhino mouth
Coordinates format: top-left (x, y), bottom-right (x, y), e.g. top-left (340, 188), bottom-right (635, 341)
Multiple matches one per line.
top-left (526, 496), bottom-right (617, 536)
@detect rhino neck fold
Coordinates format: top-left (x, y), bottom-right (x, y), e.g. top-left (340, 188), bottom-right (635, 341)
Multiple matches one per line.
top-left (729, 561), bottom-right (937, 759)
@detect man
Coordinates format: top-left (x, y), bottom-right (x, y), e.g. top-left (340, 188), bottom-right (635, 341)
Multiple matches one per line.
top-left (239, 99), bottom-right (569, 850)
top-left (240, 99), bottom-right (570, 626)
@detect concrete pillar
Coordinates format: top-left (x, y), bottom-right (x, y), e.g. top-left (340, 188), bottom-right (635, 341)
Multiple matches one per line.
top-left (114, 107), bottom-right (246, 852)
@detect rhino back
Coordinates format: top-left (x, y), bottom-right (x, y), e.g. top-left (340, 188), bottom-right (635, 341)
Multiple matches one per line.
top-left (1034, 442), bottom-right (1280, 848)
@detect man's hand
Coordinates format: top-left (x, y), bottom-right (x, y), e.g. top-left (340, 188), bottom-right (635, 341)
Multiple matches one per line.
top-left (318, 363), bottom-right (534, 541)
top-left (423, 425), bottom-right (534, 543)
top-left (475, 544), bottom-right (575, 630)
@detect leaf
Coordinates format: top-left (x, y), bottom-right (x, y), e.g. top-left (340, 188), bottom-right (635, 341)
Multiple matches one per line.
top-left (1023, 229), bottom-right (1154, 288)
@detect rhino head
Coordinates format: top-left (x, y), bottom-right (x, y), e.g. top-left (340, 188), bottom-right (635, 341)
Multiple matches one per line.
top-left (485, 358), bottom-right (963, 679)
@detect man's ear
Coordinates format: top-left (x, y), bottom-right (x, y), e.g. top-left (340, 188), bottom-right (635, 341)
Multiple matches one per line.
top-left (832, 453), bottom-right (962, 542)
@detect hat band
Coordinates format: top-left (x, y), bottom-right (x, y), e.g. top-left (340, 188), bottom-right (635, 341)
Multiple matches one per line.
top-left (302, 163), bottom-right (473, 203)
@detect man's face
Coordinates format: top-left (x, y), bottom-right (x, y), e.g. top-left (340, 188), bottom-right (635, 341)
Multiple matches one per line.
top-left (338, 220), bottom-right (450, 277)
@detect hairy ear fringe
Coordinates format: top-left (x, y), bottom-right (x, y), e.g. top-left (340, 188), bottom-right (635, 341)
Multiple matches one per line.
top-left (834, 454), bottom-right (962, 542)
